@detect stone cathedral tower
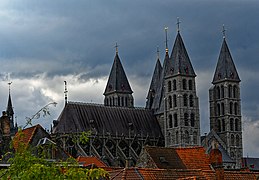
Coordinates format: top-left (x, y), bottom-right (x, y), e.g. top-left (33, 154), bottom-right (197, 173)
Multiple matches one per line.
top-left (146, 26), bottom-right (200, 147)
top-left (104, 47), bottom-right (134, 107)
top-left (209, 35), bottom-right (243, 168)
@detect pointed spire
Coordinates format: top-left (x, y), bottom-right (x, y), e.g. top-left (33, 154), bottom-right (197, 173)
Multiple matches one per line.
top-left (212, 37), bottom-right (240, 83)
top-left (6, 82), bottom-right (14, 130)
top-left (104, 47), bottom-right (133, 95)
top-left (165, 27), bottom-right (169, 53)
top-left (170, 32), bottom-right (196, 77)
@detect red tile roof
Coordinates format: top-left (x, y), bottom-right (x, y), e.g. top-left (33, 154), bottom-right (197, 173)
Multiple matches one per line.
top-left (13, 124), bottom-right (44, 150)
top-left (76, 156), bottom-right (107, 167)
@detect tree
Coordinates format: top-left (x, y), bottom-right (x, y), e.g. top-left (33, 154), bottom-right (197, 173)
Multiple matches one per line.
top-left (0, 130), bottom-right (109, 179)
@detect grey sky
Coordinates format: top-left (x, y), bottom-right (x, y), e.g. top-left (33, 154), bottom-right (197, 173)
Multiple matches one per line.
top-left (0, 1), bottom-right (258, 156)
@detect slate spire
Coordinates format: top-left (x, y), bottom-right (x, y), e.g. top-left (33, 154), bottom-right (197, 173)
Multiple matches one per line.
top-left (6, 83), bottom-right (14, 130)
top-left (212, 38), bottom-right (240, 84)
top-left (104, 49), bottom-right (133, 95)
top-left (104, 46), bottom-right (134, 107)
top-left (170, 32), bottom-right (196, 77)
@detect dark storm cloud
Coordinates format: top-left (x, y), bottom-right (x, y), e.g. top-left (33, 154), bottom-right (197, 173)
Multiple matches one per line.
top-left (0, 0), bottom-right (259, 155)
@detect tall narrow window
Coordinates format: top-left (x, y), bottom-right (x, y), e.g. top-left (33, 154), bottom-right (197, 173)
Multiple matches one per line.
top-left (216, 86), bottom-right (220, 99)
top-left (193, 131), bottom-right (197, 144)
top-left (230, 118), bottom-right (234, 131)
top-left (184, 113), bottom-right (189, 126)
top-left (125, 97), bottom-right (128, 107)
top-left (189, 95), bottom-right (194, 107)
top-left (231, 134), bottom-right (235, 146)
top-left (176, 131), bottom-right (179, 144)
top-left (218, 119), bottom-right (221, 132)
top-left (183, 94), bottom-right (188, 106)
top-left (185, 130), bottom-right (189, 144)
top-left (235, 119), bottom-right (239, 131)
top-left (230, 102), bottom-right (233, 114)
top-left (228, 85), bottom-right (232, 98)
top-left (173, 80), bottom-right (177, 90)
top-left (183, 79), bottom-right (187, 90)
top-left (222, 119), bottom-right (225, 131)
top-left (168, 81), bottom-right (172, 92)
top-left (190, 113), bottom-right (195, 127)
top-left (188, 80), bottom-right (193, 90)
top-left (121, 97), bottom-right (124, 106)
top-left (169, 114), bottom-right (173, 128)
top-left (221, 103), bottom-right (225, 115)
top-left (234, 103), bottom-right (238, 115)
top-left (233, 85), bottom-right (237, 98)
top-left (217, 103), bottom-right (221, 116)
top-left (173, 95), bottom-right (177, 107)
top-left (221, 85), bottom-right (224, 98)
top-left (168, 96), bottom-right (172, 108)
top-left (168, 132), bottom-right (171, 145)
top-left (118, 97), bottom-right (120, 106)
top-left (174, 113), bottom-right (178, 127)
top-left (236, 135), bottom-right (240, 147)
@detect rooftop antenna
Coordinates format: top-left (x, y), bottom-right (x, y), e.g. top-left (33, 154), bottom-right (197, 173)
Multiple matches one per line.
top-left (64, 81), bottom-right (68, 105)
top-left (164, 27), bottom-right (169, 53)
top-left (222, 24), bottom-right (226, 39)
top-left (177, 17), bottom-right (181, 33)
top-left (7, 73), bottom-right (12, 94)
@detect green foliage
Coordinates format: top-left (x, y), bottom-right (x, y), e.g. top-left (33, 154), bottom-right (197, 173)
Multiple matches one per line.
top-left (0, 130), bottom-right (109, 179)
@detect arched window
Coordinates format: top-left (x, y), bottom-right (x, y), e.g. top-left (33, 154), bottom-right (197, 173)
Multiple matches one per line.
top-left (125, 97), bottom-right (128, 107)
top-left (233, 85), bottom-right (237, 98)
top-left (189, 79), bottom-right (193, 90)
top-left (174, 113), bottom-right (178, 127)
top-left (190, 113), bottom-right (195, 127)
top-left (221, 103), bottom-right (225, 115)
top-left (230, 102), bottom-right (233, 114)
top-left (222, 119), bottom-right (225, 131)
top-left (168, 81), bottom-right (172, 92)
top-left (230, 118), bottom-right (234, 131)
top-left (236, 135), bottom-right (240, 147)
top-left (231, 134), bottom-right (235, 146)
top-left (218, 119), bottom-right (221, 132)
top-left (221, 85), bottom-right (224, 98)
top-left (176, 131), bottom-right (179, 144)
top-left (169, 114), bottom-right (173, 128)
top-left (216, 86), bottom-right (220, 99)
top-left (183, 79), bottom-right (187, 90)
top-left (173, 95), bottom-right (177, 107)
top-left (121, 97), bottom-right (124, 106)
top-left (173, 80), bottom-right (177, 90)
top-left (234, 103), bottom-right (238, 115)
top-left (168, 96), bottom-right (172, 108)
top-left (189, 95), bottom-right (194, 107)
top-left (183, 94), bottom-right (188, 106)
top-left (184, 113), bottom-right (189, 126)
top-left (185, 130), bottom-right (189, 144)
top-left (217, 103), bottom-right (220, 116)
top-left (193, 131), bottom-right (198, 144)
top-left (228, 85), bottom-right (232, 98)
top-left (235, 119), bottom-right (239, 131)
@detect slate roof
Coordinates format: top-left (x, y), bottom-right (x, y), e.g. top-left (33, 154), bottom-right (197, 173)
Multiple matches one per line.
top-left (242, 157), bottom-right (259, 171)
top-left (212, 38), bottom-right (240, 84)
top-left (170, 32), bottom-right (196, 77)
top-left (104, 52), bottom-right (133, 95)
top-left (53, 102), bottom-right (163, 138)
top-left (137, 146), bottom-right (211, 170)
top-left (146, 58), bottom-right (162, 109)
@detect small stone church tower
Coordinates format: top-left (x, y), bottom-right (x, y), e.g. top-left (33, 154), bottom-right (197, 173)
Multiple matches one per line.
top-left (209, 34), bottom-right (243, 168)
top-left (146, 24), bottom-right (200, 147)
top-left (104, 46), bottom-right (134, 107)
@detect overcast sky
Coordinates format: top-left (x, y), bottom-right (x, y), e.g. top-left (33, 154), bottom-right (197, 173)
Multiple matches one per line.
top-left (0, 0), bottom-right (258, 157)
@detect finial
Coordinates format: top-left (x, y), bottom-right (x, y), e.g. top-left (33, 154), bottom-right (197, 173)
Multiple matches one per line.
top-left (222, 24), bottom-right (226, 39)
top-left (164, 27), bottom-right (168, 53)
top-left (115, 42), bottom-right (119, 54)
top-left (8, 82), bottom-right (12, 95)
top-left (156, 46), bottom-right (160, 59)
top-left (177, 17), bottom-right (181, 33)
top-left (64, 81), bottom-right (68, 105)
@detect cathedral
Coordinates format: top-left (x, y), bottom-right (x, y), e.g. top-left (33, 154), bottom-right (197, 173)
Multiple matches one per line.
top-left (52, 24), bottom-right (243, 168)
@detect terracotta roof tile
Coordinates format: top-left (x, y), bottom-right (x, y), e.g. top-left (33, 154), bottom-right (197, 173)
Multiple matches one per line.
top-left (76, 156), bottom-right (107, 167)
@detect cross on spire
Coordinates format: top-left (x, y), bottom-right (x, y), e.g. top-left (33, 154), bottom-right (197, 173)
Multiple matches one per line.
top-left (115, 42), bottom-right (119, 54)
top-left (177, 17), bottom-right (181, 33)
top-left (164, 27), bottom-right (169, 53)
top-left (222, 24), bottom-right (226, 39)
